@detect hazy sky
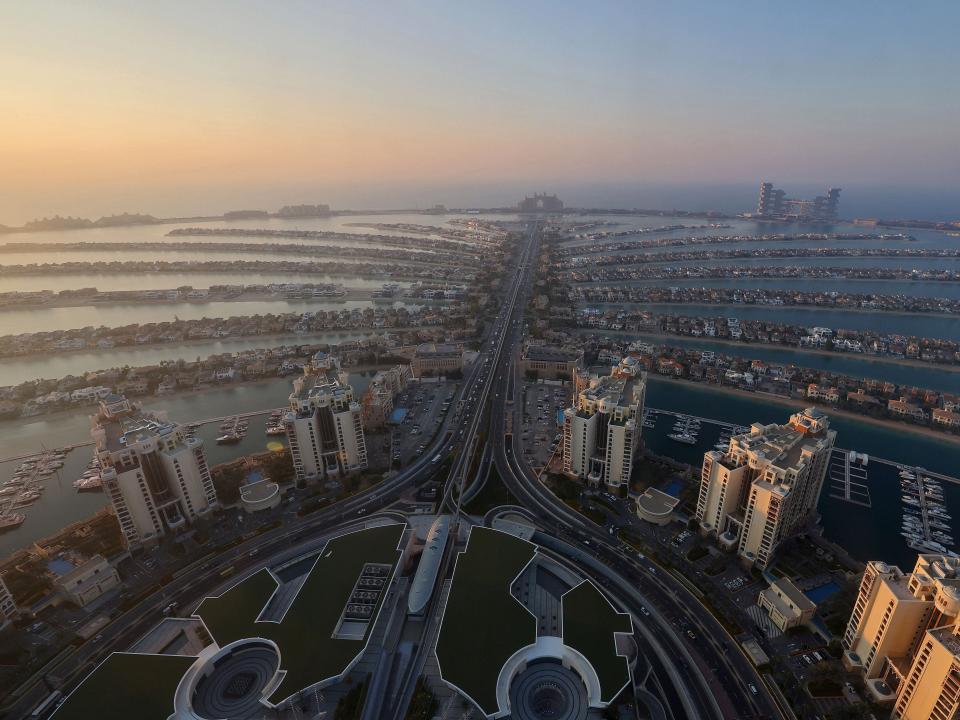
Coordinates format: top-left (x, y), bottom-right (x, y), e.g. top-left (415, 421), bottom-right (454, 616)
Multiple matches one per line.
top-left (1, 1), bottom-right (958, 222)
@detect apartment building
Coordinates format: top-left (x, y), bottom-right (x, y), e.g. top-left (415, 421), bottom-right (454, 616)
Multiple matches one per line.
top-left (284, 353), bottom-right (368, 485)
top-left (91, 394), bottom-right (219, 549)
top-left (842, 554), bottom-right (960, 719)
top-left (362, 364), bottom-right (412, 430)
top-left (520, 344), bottom-right (584, 381)
top-left (53, 555), bottom-right (121, 608)
top-left (562, 368), bottom-right (646, 489)
top-left (757, 577), bottom-right (817, 632)
top-left (411, 343), bottom-right (463, 378)
top-left (696, 408), bottom-right (836, 569)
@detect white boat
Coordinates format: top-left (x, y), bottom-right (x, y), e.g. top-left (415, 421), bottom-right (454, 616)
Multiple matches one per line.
top-left (0, 513), bottom-right (25, 532)
top-left (909, 539), bottom-right (949, 554)
top-left (900, 470), bottom-right (916, 480)
top-left (73, 477), bottom-right (103, 492)
top-left (668, 433), bottom-right (697, 445)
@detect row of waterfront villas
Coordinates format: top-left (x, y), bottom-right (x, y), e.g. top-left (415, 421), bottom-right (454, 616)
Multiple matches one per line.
top-left (587, 339), bottom-right (960, 433)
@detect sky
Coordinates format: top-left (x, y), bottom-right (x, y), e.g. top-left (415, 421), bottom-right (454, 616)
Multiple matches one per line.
top-left (1, 0), bottom-right (958, 222)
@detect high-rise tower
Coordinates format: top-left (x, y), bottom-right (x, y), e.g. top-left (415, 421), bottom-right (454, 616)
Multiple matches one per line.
top-left (92, 394), bottom-right (218, 549)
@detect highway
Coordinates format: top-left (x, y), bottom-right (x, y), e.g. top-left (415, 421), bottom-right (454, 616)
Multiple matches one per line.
top-left (384, 221), bottom-right (540, 720)
top-left (483, 221), bottom-right (783, 719)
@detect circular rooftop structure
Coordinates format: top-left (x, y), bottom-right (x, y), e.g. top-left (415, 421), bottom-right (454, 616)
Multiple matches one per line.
top-left (239, 475), bottom-right (280, 513)
top-left (189, 640), bottom-right (280, 719)
top-left (635, 488), bottom-right (679, 526)
top-left (509, 660), bottom-right (589, 720)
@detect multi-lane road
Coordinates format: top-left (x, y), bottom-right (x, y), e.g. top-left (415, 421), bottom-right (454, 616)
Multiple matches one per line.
top-left (482, 221), bottom-right (783, 719)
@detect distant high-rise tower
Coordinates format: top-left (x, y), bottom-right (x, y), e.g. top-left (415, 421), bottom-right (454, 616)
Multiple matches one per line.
top-left (816, 187), bottom-right (841, 221)
top-left (756, 182), bottom-right (840, 221)
top-left (518, 193), bottom-right (563, 212)
top-left (91, 394), bottom-right (219, 549)
top-left (757, 182), bottom-right (785, 217)
top-left (696, 408), bottom-right (835, 569)
top-left (284, 353), bottom-right (368, 484)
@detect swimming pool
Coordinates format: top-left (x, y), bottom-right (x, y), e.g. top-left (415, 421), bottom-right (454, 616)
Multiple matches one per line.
top-left (804, 581), bottom-right (841, 604)
top-left (663, 480), bottom-right (683, 497)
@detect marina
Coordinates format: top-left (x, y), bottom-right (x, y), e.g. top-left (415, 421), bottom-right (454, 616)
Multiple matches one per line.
top-left (215, 415), bottom-right (249, 444)
top-left (897, 467), bottom-right (954, 555)
top-left (0, 449), bottom-right (67, 532)
top-left (641, 377), bottom-right (960, 568)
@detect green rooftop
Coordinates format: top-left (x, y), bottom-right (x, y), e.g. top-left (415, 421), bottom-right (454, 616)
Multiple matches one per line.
top-left (194, 566), bottom-right (279, 642)
top-left (435, 526), bottom-right (537, 716)
top-left (53, 652), bottom-right (195, 720)
top-left (195, 522), bottom-right (405, 703)
top-left (562, 580), bottom-right (632, 702)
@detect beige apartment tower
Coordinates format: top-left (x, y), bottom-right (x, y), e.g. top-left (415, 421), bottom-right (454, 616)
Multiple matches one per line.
top-left (284, 352), bottom-right (368, 485)
top-left (562, 368), bottom-right (646, 489)
top-left (695, 408), bottom-right (836, 569)
top-left (91, 394), bottom-right (219, 549)
top-left (843, 554), bottom-right (960, 719)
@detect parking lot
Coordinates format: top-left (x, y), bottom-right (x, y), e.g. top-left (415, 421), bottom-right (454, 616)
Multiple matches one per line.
top-left (519, 381), bottom-right (569, 469)
top-left (385, 380), bottom-right (459, 469)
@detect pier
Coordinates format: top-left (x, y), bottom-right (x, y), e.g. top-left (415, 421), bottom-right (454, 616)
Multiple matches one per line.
top-left (826, 449), bottom-right (871, 508)
top-left (0, 409), bottom-right (282, 466)
top-left (188, 408), bottom-right (279, 428)
top-left (647, 407), bottom-right (749, 434)
top-left (895, 467), bottom-right (952, 551)
top-left (865, 456), bottom-right (960, 486)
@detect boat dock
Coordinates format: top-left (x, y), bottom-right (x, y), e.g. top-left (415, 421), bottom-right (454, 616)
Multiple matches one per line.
top-left (895, 466), bottom-right (953, 553)
top-left (827, 449), bottom-right (871, 508)
top-left (188, 408), bottom-right (279, 428)
top-left (864, 455), bottom-right (960, 487)
top-left (0, 442), bottom-right (92, 466)
top-left (647, 407), bottom-right (749, 434)
top-left (0, 409), bottom-right (280, 466)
